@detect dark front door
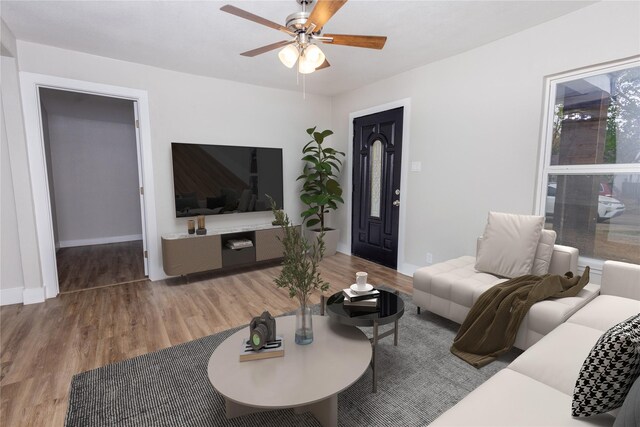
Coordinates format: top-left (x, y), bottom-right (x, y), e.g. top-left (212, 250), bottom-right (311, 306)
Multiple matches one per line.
top-left (352, 107), bottom-right (404, 269)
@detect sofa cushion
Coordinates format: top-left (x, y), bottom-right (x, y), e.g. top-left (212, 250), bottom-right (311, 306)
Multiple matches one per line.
top-left (532, 229), bottom-right (557, 275)
top-left (508, 322), bottom-right (604, 396)
top-left (601, 260), bottom-right (640, 300)
top-left (429, 369), bottom-right (614, 426)
top-left (524, 284), bottom-right (600, 332)
top-left (572, 314), bottom-right (640, 417)
top-left (468, 281), bottom-right (599, 349)
top-left (413, 256), bottom-right (477, 293)
top-left (567, 295), bottom-right (640, 332)
top-left (548, 244), bottom-right (579, 275)
top-left (475, 212), bottom-right (544, 278)
top-left (413, 256), bottom-right (506, 323)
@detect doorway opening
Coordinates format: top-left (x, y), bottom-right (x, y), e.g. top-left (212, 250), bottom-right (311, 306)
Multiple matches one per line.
top-left (352, 107), bottom-right (404, 269)
top-left (39, 88), bottom-right (148, 293)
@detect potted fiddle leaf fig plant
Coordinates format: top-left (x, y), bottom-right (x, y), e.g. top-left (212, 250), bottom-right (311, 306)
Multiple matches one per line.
top-left (297, 126), bottom-right (345, 256)
top-left (269, 198), bottom-right (329, 345)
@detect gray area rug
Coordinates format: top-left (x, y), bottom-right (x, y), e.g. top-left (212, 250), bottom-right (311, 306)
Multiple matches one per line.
top-left (65, 293), bottom-right (521, 426)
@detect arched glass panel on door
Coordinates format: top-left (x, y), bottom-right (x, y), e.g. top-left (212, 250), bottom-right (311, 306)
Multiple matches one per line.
top-left (370, 139), bottom-right (383, 218)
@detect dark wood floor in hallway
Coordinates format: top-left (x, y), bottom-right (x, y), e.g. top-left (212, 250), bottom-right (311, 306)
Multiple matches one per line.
top-left (0, 253), bottom-right (412, 426)
top-left (56, 240), bottom-right (146, 293)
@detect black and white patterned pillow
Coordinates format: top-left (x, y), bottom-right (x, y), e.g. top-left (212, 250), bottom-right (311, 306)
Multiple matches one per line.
top-left (572, 314), bottom-right (640, 417)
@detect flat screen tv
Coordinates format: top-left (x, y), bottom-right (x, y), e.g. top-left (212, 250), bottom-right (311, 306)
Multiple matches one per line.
top-left (171, 143), bottom-right (284, 218)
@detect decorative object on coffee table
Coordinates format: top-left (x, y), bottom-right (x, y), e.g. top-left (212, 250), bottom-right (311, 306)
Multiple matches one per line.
top-left (248, 311), bottom-right (277, 351)
top-left (269, 198), bottom-right (329, 345)
top-left (239, 335), bottom-right (284, 362)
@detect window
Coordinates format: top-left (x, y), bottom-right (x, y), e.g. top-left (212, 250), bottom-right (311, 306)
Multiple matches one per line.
top-left (537, 58), bottom-right (640, 265)
top-left (370, 139), bottom-right (383, 218)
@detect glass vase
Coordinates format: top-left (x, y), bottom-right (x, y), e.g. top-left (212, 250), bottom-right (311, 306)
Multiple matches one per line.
top-left (295, 305), bottom-right (313, 345)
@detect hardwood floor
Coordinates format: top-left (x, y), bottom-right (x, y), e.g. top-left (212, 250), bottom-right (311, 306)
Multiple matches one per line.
top-left (0, 253), bottom-right (412, 426)
top-left (56, 241), bottom-right (146, 293)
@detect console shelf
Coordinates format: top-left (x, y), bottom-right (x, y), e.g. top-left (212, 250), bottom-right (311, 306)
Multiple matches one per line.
top-left (161, 224), bottom-right (291, 276)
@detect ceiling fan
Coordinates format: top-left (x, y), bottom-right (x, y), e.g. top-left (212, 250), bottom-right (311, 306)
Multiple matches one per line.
top-left (220, 0), bottom-right (387, 74)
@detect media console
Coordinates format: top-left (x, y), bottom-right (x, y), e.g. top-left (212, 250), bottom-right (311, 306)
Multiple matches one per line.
top-left (161, 224), bottom-right (295, 276)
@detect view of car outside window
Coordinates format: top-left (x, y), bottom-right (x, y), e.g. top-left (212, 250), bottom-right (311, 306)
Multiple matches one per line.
top-left (543, 64), bottom-right (640, 264)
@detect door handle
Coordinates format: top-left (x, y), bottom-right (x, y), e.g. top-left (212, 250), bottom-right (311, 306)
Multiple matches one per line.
top-left (393, 200), bottom-right (400, 207)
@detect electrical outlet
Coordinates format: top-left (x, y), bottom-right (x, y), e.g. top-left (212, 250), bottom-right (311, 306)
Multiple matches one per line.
top-left (426, 253), bottom-right (433, 264)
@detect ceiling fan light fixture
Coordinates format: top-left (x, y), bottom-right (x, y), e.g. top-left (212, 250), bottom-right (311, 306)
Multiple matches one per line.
top-left (221, 0), bottom-right (387, 75)
top-left (304, 44), bottom-right (325, 68)
top-left (298, 52), bottom-right (316, 74)
top-left (278, 44), bottom-right (299, 68)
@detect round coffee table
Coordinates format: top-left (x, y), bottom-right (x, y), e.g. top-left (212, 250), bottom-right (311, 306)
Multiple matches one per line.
top-left (207, 315), bottom-right (371, 427)
top-left (325, 289), bottom-right (405, 392)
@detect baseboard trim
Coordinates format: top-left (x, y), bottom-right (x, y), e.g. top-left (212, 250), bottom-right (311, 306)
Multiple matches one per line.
top-left (23, 287), bottom-right (46, 305)
top-left (399, 263), bottom-right (420, 277)
top-left (0, 287), bottom-right (24, 306)
top-left (58, 234), bottom-right (143, 248)
top-left (337, 243), bottom-right (351, 255)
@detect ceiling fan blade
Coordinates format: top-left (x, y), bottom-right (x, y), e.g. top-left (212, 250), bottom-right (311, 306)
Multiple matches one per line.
top-left (240, 40), bottom-right (295, 57)
top-left (220, 5), bottom-right (295, 36)
top-left (316, 59), bottom-right (331, 70)
top-left (304, 0), bottom-right (347, 31)
top-left (322, 34), bottom-right (387, 49)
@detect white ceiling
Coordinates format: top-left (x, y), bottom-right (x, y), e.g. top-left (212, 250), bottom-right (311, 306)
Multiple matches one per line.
top-left (1, 1), bottom-right (596, 96)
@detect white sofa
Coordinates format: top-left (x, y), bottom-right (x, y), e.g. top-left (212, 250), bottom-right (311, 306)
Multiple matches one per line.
top-left (413, 244), bottom-right (601, 350)
top-left (430, 260), bottom-right (640, 426)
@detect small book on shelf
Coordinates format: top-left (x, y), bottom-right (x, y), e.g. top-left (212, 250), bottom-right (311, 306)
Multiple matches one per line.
top-left (343, 288), bottom-right (380, 302)
top-left (239, 336), bottom-right (284, 362)
top-left (226, 239), bottom-right (254, 250)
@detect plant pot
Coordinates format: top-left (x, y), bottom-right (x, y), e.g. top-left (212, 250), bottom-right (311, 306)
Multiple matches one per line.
top-left (307, 228), bottom-right (340, 257)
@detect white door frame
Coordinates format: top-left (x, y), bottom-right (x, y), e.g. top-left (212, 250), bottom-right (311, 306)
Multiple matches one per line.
top-left (132, 101), bottom-right (149, 276)
top-left (347, 98), bottom-right (412, 275)
top-left (19, 72), bottom-right (159, 299)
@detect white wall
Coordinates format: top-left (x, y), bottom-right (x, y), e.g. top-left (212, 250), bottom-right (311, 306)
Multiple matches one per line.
top-left (1, 18), bottom-right (17, 58)
top-left (40, 90), bottom-right (142, 247)
top-left (331, 1), bottom-right (640, 273)
top-left (1, 94), bottom-right (25, 298)
top-left (12, 40), bottom-right (332, 283)
top-left (1, 18), bottom-right (44, 304)
top-left (1, 26), bottom-right (26, 298)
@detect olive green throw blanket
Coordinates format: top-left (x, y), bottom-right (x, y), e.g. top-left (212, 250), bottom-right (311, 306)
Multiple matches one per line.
top-left (451, 267), bottom-right (590, 368)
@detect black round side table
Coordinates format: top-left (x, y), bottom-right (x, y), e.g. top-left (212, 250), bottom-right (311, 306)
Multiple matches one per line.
top-left (323, 289), bottom-right (405, 392)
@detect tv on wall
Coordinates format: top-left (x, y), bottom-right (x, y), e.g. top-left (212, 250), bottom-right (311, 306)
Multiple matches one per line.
top-left (171, 143), bottom-right (284, 218)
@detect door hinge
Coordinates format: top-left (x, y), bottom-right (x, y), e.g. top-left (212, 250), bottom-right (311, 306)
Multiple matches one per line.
top-left (135, 119), bottom-right (140, 128)
top-left (144, 250), bottom-right (148, 258)
top-left (140, 186), bottom-right (144, 195)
